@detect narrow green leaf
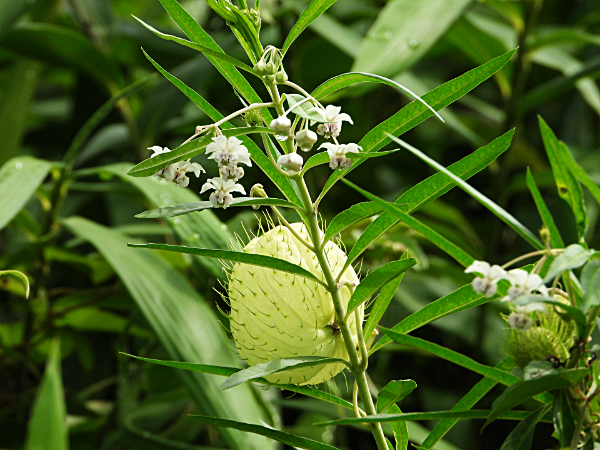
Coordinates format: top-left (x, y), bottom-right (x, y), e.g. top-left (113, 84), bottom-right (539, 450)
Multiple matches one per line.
top-left (343, 129), bottom-right (516, 270)
top-left (376, 379), bottom-right (417, 413)
top-left (122, 353), bottom-right (356, 411)
top-left (421, 358), bottom-right (515, 449)
top-left (560, 153), bottom-right (600, 207)
top-left (286, 93), bottom-right (326, 121)
top-left (0, 270), bottom-right (30, 298)
top-left (543, 244), bottom-right (594, 282)
top-left (136, 198), bottom-right (301, 219)
top-left (363, 254), bottom-right (407, 340)
top-left (282, 0), bottom-right (338, 55)
top-left (581, 260), bottom-right (600, 310)
top-left (24, 339), bottom-right (68, 450)
top-left (352, 0), bottom-right (471, 77)
top-left (156, 0), bottom-right (269, 112)
top-left (387, 404), bottom-right (409, 450)
top-left (318, 49), bottom-right (518, 201)
top-left (499, 405), bottom-right (551, 450)
top-left (538, 116), bottom-right (588, 238)
top-left (134, 17), bottom-right (256, 74)
top-left (314, 410), bottom-right (549, 426)
top-left (526, 168), bottom-right (564, 248)
top-left (553, 389), bottom-right (576, 448)
top-left (323, 202), bottom-right (383, 244)
top-left (127, 243), bottom-right (325, 286)
top-left (127, 135), bottom-right (212, 178)
top-left (389, 134), bottom-right (544, 250)
top-left (188, 415), bottom-right (340, 450)
top-left (312, 72), bottom-right (443, 122)
top-left (344, 179), bottom-right (475, 268)
top-left (346, 258), bottom-right (416, 317)
top-left (0, 156), bottom-right (52, 230)
top-left (485, 368), bottom-right (588, 428)
top-left (63, 217), bottom-right (270, 450)
top-left (220, 356), bottom-right (348, 390)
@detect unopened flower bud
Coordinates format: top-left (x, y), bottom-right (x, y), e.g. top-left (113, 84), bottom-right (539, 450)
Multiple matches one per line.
top-left (250, 183), bottom-right (267, 209)
top-left (540, 226), bottom-right (551, 247)
top-left (295, 129), bottom-right (317, 151)
top-left (277, 153), bottom-right (303, 175)
top-left (265, 61), bottom-right (276, 75)
top-left (264, 74), bottom-right (276, 83)
top-left (269, 116), bottom-right (291, 136)
top-left (276, 70), bottom-right (288, 84)
top-left (254, 60), bottom-right (266, 75)
top-left (244, 108), bottom-right (262, 127)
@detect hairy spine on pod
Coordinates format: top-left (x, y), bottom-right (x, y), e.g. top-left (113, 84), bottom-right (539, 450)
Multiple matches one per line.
top-left (228, 223), bottom-right (363, 385)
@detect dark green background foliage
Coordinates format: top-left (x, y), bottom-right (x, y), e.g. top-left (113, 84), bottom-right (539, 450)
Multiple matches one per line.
top-left (1, 0), bottom-right (600, 449)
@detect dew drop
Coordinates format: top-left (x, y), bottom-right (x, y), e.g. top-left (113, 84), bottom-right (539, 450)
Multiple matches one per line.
top-left (384, 32), bottom-right (393, 40)
top-left (160, 193), bottom-right (166, 199)
top-left (221, 224), bottom-right (228, 231)
top-left (193, 233), bottom-right (200, 239)
top-left (163, 199), bottom-right (170, 204)
top-left (15, 162), bottom-right (23, 170)
top-left (409, 39), bottom-right (418, 48)
top-left (173, 218), bottom-right (180, 225)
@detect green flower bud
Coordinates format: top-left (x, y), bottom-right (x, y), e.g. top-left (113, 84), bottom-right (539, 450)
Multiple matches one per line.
top-left (244, 108), bottom-right (262, 127)
top-left (265, 61), bottom-right (276, 75)
top-left (254, 60), bottom-right (266, 75)
top-left (228, 223), bottom-right (363, 385)
top-left (276, 70), bottom-right (288, 84)
top-left (264, 74), bottom-right (276, 83)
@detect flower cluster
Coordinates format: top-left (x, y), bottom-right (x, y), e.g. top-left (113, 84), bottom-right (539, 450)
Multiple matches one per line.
top-left (465, 260), bottom-right (549, 331)
top-left (148, 146), bottom-right (204, 188)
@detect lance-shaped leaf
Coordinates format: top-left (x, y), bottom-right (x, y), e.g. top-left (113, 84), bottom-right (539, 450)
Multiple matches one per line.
top-left (543, 244), bottom-right (594, 282)
top-left (282, 0), bottom-right (338, 55)
top-left (122, 353), bottom-right (356, 411)
top-left (302, 148), bottom-right (404, 174)
top-left (134, 17), bottom-right (256, 75)
top-left (501, 405), bottom-right (551, 450)
top-left (314, 410), bottom-right (549, 427)
top-left (376, 379), bottom-right (417, 413)
top-left (538, 116), bottom-right (588, 238)
top-left (343, 130), bottom-right (516, 270)
top-left (311, 72), bottom-right (442, 122)
top-left (136, 198), bottom-right (301, 219)
top-left (343, 179), bottom-right (474, 268)
top-left (127, 243), bottom-right (326, 286)
top-left (484, 368), bottom-right (588, 428)
top-left (220, 356), bottom-right (348, 390)
top-left (552, 389), bottom-right (576, 448)
top-left (323, 202), bottom-right (383, 244)
top-left (286, 94), bottom-right (327, 121)
top-left (0, 270), bottom-right (30, 298)
top-left (582, 260), bottom-right (600, 310)
top-left (389, 135), bottom-right (544, 250)
top-left (526, 169), bottom-right (564, 248)
top-left (189, 415), bottom-right (340, 450)
top-left (560, 151), bottom-right (600, 207)
top-left (345, 258), bottom-right (416, 318)
top-left (24, 339), bottom-right (68, 450)
top-left (317, 49), bottom-right (518, 201)
top-left (0, 156), bottom-right (52, 231)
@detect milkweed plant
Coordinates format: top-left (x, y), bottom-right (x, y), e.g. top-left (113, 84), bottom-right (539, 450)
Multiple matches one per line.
top-left (114, 1), bottom-right (600, 449)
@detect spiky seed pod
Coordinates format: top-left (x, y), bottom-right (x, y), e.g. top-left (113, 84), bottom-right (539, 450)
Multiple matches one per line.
top-left (506, 303), bottom-right (576, 369)
top-left (228, 223), bottom-right (363, 385)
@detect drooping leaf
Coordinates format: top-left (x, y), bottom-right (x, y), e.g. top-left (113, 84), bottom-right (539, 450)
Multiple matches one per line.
top-left (498, 405), bottom-right (551, 450)
top-left (127, 243), bottom-right (326, 286)
top-left (282, 0), bottom-right (338, 55)
top-left (388, 134), bottom-right (544, 250)
top-left (134, 17), bottom-right (256, 75)
top-left (345, 258), bottom-right (416, 317)
top-left (0, 270), bottom-right (30, 298)
top-left (122, 353), bottom-right (356, 411)
top-left (553, 389), bottom-right (576, 448)
top-left (323, 202), bottom-right (383, 244)
top-left (220, 356), bottom-right (348, 390)
top-left (188, 415), bottom-right (340, 450)
top-left (136, 198), bottom-right (301, 219)
top-left (485, 368), bottom-right (588, 428)
top-left (543, 244), bottom-right (594, 282)
top-left (538, 116), bottom-right (588, 239)
top-left (581, 260), bottom-right (600, 310)
top-left (420, 358), bottom-right (515, 449)
top-left (62, 217), bottom-right (270, 450)
top-left (376, 379), bottom-right (417, 413)
top-left (343, 130), bottom-right (516, 269)
top-left (343, 179), bottom-right (474, 268)
top-left (0, 156), bottom-right (52, 230)
top-left (526, 169), bottom-right (564, 248)
top-left (318, 49), bottom-right (518, 201)
top-left (353, 0), bottom-right (471, 77)
top-left (24, 339), bottom-right (68, 450)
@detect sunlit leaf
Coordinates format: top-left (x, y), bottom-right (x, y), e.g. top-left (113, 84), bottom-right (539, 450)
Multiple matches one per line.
top-left (0, 270), bottom-right (30, 298)
top-left (543, 244), bottom-right (594, 282)
top-left (581, 260), bottom-right (600, 310)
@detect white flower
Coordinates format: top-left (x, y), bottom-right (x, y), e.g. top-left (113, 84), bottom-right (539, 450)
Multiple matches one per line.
top-left (507, 312), bottom-right (533, 331)
top-left (295, 129), bottom-right (317, 151)
top-left (277, 153), bottom-right (303, 175)
top-left (465, 260), bottom-right (507, 298)
top-left (502, 269), bottom-right (548, 302)
top-left (269, 116), bottom-right (291, 136)
top-left (148, 146), bottom-right (204, 187)
top-left (206, 136), bottom-right (251, 168)
top-left (319, 142), bottom-right (361, 170)
top-left (220, 164), bottom-right (245, 181)
top-left (148, 146), bottom-right (171, 157)
top-left (309, 105), bottom-right (353, 138)
top-left (201, 177), bottom-right (245, 208)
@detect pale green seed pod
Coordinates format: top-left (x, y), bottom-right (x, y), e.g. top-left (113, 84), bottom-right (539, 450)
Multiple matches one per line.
top-left (229, 223), bottom-right (363, 385)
